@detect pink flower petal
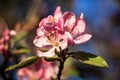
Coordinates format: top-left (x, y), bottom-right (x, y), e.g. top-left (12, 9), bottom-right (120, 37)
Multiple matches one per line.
top-left (64, 32), bottom-right (74, 45)
top-left (63, 12), bottom-right (76, 32)
top-left (37, 28), bottom-right (45, 36)
top-left (54, 6), bottom-right (62, 22)
top-left (73, 34), bottom-right (92, 44)
top-left (4, 35), bottom-right (10, 41)
top-left (47, 15), bottom-right (54, 22)
top-left (56, 17), bottom-right (64, 32)
top-left (39, 16), bottom-right (52, 28)
top-left (37, 48), bottom-right (55, 57)
top-left (71, 18), bottom-right (85, 36)
top-left (3, 28), bottom-right (10, 36)
top-left (33, 36), bottom-right (51, 48)
top-left (0, 38), bottom-right (5, 43)
top-left (40, 15), bottom-right (57, 33)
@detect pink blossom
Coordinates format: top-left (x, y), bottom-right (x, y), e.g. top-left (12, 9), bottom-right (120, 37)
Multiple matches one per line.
top-left (17, 58), bottom-right (58, 80)
top-left (2, 28), bottom-right (10, 42)
top-left (0, 28), bottom-right (17, 55)
top-left (33, 6), bottom-right (92, 57)
top-left (0, 28), bottom-right (10, 53)
top-left (33, 6), bottom-right (67, 57)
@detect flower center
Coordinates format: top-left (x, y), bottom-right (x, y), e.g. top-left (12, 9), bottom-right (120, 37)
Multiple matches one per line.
top-left (46, 31), bottom-right (59, 47)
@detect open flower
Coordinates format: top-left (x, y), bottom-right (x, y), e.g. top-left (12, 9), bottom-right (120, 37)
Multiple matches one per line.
top-left (33, 6), bottom-right (67, 57)
top-left (33, 6), bottom-right (92, 57)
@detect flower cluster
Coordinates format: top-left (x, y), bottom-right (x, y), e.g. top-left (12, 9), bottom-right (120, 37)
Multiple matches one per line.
top-left (0, 28), bottom-right (16, 56)
top-left (0, 28), bottom-right (10, 56)
top-left (33, 6), bottom-right (92, 57)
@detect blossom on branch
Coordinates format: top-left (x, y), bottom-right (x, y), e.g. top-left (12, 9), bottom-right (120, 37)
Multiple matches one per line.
top-left (33, 6), bottom-right (92, 57)
top-left (33, 6), bottom-right (67, 57)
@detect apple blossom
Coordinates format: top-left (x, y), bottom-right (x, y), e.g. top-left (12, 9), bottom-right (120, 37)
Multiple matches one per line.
top-left (33, 6), bottom-right (67, 57)
top-left (33, 6), bottom-right (92, 57)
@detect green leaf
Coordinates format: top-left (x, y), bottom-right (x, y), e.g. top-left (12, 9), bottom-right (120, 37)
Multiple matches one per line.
top-left (5, 56), bottom-right (41, 72)
top-left (11, 48), bottom-right (30, 54)
top-left (45, 57), bottom-right (61, 61)
top-left (69, 51), bottom-right (109, 68)
top-left (45, 54), bottom-right (61, 61)
top-left (14, 32), bottom-right (27, 43)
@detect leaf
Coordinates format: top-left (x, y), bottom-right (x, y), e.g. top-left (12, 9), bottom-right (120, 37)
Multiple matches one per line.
top-left (5, 56), bottom-right (41, 72)
top-left (14, 32), bottom-right (27, 43)
top-left (45, 57), bottom-right (61, 61)
top-left (11, 48), bottom-right (30, 54)
top-left (45, 55), bottom-right (61, 61)
top-left (68, 51), bottom-right (109, 68)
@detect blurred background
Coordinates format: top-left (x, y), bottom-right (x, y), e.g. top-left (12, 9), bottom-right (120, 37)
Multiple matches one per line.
top-left (0, 0), bottom-right (120, 80)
